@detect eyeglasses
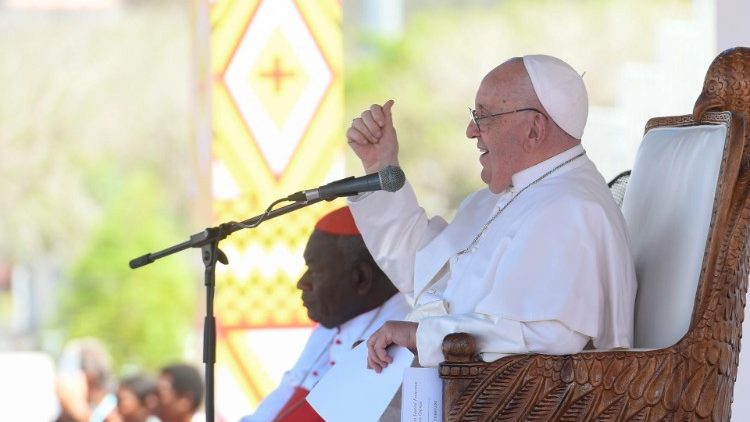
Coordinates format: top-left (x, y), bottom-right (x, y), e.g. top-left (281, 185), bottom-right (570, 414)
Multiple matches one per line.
top-left (469, 106), bottom-right (543, 132)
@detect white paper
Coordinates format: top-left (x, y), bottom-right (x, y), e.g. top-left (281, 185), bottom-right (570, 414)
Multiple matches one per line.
top-left (401, 367), bottom-right (442, 422)
top-left (306, 342), bottom-right (414, 422)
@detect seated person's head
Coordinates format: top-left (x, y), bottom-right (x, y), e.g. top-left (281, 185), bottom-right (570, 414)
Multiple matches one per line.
top-left (55, 337), bottom-right (115, 422)
top-left (113, 374), bottom-right (157, 422)
top-left (155, 364), bottom-right (203, 422)
top-left (78, 339), bottom-right (114, 394)
top-left (469, 56), bottom-right (588, 193)
top-left (297, 206), bottom-right (398, 329)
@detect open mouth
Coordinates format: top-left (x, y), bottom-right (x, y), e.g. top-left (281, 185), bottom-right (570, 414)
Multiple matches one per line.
top-left (478, 145), bottom-right (488, 156)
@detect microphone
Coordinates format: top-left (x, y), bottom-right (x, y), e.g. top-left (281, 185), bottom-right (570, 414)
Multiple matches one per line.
top-left (287, 165), bottom-right (405, 202)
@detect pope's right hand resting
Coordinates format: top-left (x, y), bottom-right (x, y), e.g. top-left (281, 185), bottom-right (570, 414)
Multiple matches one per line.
top-left (366, 320), bottom-right (418, 373)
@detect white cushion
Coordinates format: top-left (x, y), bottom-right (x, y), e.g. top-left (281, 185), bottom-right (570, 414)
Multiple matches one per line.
top-left (622, 124), bottom-right (727, 349)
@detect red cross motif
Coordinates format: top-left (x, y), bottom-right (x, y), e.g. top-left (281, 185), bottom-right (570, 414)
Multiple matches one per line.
top-left (259, 56), bottom-right (295, 92)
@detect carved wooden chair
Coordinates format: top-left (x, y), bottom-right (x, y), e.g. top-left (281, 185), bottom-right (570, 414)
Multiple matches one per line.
top-left (440, 47), bottom-right (750, 421)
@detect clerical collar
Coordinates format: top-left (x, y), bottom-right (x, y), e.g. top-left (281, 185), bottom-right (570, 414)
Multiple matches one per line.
top-left (509, 144), bottom-right (586, 193)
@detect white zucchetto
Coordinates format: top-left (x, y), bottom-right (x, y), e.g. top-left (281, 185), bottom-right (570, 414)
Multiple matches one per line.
top-left (522, 55), bottom-right (588, 139)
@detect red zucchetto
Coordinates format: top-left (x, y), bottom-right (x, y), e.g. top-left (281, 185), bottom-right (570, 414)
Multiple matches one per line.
top-left (314, 207), bottom-right (360, 236)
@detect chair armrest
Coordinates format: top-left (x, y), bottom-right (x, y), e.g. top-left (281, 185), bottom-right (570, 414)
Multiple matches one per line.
top-left (440, 333), bottom-right (728, 421)
top-left (442, 332), bottom-right (478, 363)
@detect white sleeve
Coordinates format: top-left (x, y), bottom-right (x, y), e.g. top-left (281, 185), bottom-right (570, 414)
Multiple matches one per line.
top-left (349, 180), bottom-right (448, 294)
top-left (415, 315), bottom-right (589, 367)
top-left (521, 320), bottom-right (590, 355)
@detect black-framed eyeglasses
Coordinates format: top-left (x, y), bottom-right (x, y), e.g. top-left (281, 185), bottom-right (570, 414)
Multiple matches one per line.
top-left (469, 107), bottom-right (543, 132)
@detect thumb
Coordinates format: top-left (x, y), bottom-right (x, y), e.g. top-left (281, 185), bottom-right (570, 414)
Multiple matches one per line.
top-left (383, 99), bottom-right (395, 127)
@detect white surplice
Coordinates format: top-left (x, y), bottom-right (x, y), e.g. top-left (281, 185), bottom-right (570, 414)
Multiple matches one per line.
top-left (349, 145), bottom-right (637, 367)
top-left (240, 293), bottom-right (411, 422)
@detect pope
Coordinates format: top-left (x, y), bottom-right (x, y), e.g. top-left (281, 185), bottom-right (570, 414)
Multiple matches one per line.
top-left (345, 54), bottom-right (638, 370)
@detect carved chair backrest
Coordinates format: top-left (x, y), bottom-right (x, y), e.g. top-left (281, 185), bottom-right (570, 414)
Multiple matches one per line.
top-left (621, 116), bottom-right (729, 349)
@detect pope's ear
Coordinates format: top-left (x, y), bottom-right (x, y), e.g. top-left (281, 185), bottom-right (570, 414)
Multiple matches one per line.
top-left (524, 112), bottom-right (547, 152)
top-left (354, 260), bottom-right (374, 295)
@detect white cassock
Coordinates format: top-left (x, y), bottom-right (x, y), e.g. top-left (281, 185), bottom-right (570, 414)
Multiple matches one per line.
top-left (241, 293), bottom-right (412, 422)
top-left (349, 145), bottom-right (638, 367)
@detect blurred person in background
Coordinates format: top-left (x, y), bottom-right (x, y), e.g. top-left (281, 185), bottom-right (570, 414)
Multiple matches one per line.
top-left (55, 338), bottom-right (117, 422)
top-left (154, 363), bottom-right (204, 422)
top-left (239, 206), bottom-right (411, 422)
top-left (105, 374), bottom-right (159, 422)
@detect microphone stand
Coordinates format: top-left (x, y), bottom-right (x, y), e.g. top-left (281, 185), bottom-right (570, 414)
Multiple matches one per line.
top-left (129, 197), bottom-right (324, 422)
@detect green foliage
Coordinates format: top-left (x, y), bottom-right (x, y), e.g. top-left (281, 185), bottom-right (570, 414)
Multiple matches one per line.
top-left (57, 171), bottom-right (197, 373)
top-left (0, 3), bottom-right (194, 263)
top-left (0, 2), bottom-right (198, 361)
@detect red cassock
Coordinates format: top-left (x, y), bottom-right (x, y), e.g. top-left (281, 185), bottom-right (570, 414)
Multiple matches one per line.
top-left (274, 387), bottom-right (324, 422)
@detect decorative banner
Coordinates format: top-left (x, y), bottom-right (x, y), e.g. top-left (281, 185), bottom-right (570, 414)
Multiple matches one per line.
top-left (209, 0), bottom-right (342, 419)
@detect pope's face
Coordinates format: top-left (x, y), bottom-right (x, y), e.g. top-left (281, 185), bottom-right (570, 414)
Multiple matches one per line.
top-left (466, 62), bottom-right (533, 193)
top-left (297, 231), bottom-right (362, 328)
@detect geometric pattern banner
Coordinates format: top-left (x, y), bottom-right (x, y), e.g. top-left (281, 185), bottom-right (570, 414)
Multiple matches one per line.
top-left (209, 0), bottom-right (342, 419)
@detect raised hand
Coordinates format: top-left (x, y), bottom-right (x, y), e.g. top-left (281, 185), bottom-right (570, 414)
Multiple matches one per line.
top-left (346, 100), bottom-right (400, 174)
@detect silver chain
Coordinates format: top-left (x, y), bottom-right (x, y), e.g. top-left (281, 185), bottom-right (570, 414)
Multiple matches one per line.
top-left (456, 152), bottom-right (586, 255)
